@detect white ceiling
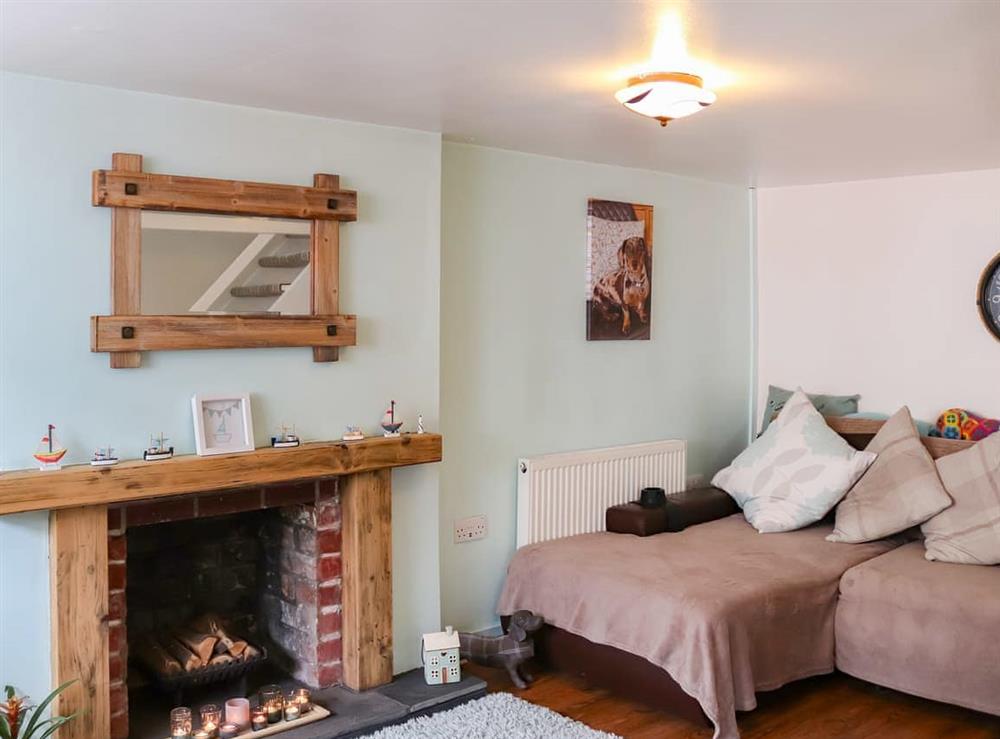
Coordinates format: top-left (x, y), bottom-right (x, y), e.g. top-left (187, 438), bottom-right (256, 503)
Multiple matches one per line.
top-left (2, 0), bottom-right (999, 186)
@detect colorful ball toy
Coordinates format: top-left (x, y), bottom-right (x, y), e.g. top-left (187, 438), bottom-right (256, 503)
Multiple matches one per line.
top-left (931, 408), bottom-right (999, 441)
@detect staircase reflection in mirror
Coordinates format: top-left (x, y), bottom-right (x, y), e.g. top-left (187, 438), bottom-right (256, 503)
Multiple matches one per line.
top-left (140, 212), bottom-right (311, 315)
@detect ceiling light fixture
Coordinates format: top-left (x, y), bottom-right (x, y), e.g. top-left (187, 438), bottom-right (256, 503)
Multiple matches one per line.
top-left (615, 71), bottom-right (715, 127)
top-left (615, 12), bottom-right (718, 127)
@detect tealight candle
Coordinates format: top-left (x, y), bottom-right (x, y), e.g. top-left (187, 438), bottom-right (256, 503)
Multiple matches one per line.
top-left (251, 710), bottom-right (267, 732)
top-left (171, 706), bottom-right (193, 738)
top-left (192, 732), bottom-right (209, 739)
top-left (284, 704), bottom-right (300, 722)
top-left (219, 723), bottom-right (239, 739)
top-left (225, 698), bottom-right (251, 730)
top-left (200, 703), bottom-right (222, 738)
top-left (259, 685), bottom-right (283, 724)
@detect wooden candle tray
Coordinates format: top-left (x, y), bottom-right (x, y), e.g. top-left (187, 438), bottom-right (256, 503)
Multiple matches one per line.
top-left (164, 704), bottom-right (332, 738)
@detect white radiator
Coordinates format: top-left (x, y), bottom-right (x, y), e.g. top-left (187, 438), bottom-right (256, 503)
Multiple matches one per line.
top-left (516, 439), bottom-right (687, 547)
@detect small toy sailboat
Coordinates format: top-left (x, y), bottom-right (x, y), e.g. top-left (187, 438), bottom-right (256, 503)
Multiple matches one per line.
top-left (143, 433), bottom-right (174, 462)
top-left (271, 424), bottom-right (300, 448)
top-left (381, 401), bottom-right (404, 438)
top-left (90, 447), bottom-right (119, 467)
top-left (33, 424), bottom-right (67, 471)
top-left (342, 425), bottom-right (365, 441)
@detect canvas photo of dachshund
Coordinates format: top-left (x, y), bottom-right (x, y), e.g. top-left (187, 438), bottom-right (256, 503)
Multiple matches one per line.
top-left (586, 199), bottom-right (653, 341)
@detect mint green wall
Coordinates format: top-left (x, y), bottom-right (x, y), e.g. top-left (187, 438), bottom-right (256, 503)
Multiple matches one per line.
top-left (0, 73), bottom-right (442, 695)
top-left (0, 73), bottom-right (753, 699)
top-left (439, 143), bottom-right (752, 631)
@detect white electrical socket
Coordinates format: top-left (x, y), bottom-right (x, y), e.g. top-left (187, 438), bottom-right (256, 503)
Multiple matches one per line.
top-left (686, 474), bottom-right (706, 489)
top-left (455, 514), bottom-right (487, 543)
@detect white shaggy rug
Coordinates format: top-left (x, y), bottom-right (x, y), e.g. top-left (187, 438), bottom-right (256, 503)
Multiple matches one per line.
top-left (364, 692), bottom-right (621, 738)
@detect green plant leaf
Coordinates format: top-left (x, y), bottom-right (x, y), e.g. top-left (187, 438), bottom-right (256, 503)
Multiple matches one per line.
top-left (20, 681), bottom-right (76, 739)
top-left (3, 686), bottom-right (13, 701)
top-left (36, 715), bottom-right (77, 739)
top-left (0, 713), bottom-right (12, 739)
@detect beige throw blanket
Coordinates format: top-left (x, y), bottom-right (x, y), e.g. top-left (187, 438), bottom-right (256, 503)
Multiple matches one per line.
top-left (497, 515), bottom-right (899, 738)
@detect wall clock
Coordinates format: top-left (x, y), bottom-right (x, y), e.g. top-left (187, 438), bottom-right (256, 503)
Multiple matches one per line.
top-left (978, 252), bottom-right (1000, 342)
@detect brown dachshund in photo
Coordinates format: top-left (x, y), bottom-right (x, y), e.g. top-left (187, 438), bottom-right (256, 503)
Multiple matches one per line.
top-left (593, 236), bottom-right (650, 334)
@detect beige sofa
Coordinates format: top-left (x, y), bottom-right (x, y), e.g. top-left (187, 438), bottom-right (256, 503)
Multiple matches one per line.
top-left (836, 541), bottom-right (1000, 717)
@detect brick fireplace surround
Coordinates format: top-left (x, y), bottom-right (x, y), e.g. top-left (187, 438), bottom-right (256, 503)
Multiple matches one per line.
top-left (106, 481), bottom-right (343, 739)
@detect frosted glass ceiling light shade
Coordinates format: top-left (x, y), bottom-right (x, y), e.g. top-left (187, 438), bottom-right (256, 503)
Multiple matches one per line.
top-left (615, 72), bottom-right (716, 127)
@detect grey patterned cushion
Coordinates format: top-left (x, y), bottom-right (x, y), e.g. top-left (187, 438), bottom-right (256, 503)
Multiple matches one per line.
top-left (827, 407), bottom-right (952, 544)
top-left (760, 385), bottom-right (860, 433)
top-left (921, 431), bottom-right (1000, 565)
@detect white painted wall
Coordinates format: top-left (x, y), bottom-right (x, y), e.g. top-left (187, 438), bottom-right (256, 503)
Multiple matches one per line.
top-left (141, 229), bottom-right (249, 313)
top-left (0, 73), bottom-right (442, 696)
top-left (439, 143), bottom-right (752, 633)
top-left (757, 169), bottom-right (1000, 427)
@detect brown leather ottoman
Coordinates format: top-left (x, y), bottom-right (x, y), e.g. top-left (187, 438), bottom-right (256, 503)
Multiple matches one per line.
top-left (606, 502), bottom-right (669, 536)
top-left (606, 487), bottom-right (739, 536)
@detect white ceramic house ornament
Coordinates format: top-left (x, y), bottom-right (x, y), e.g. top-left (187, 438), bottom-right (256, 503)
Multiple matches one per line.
top-left (422, 626), bottom-right (461, 685)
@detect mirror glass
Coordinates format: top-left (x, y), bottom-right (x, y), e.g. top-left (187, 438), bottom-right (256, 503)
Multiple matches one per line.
top-left (140, 212), bottom-right (311, 315)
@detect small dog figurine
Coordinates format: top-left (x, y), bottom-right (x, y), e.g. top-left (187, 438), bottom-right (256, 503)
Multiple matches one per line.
top-left (459, 610), bottom-right (544, 689)
top-left (592, 236), bottom-right (651, 334)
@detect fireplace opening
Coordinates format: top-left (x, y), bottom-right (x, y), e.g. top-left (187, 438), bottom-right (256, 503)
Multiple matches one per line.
top-left (107, 482), bottom-right (342, 738)
top-left (126, 512), bottom-right (267, 689)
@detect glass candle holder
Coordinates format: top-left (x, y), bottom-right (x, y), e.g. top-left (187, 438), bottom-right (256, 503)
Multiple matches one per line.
top-left (192, 732), bottom-right (209, 739)
top-left (251, 708), bottom-right (268, 732)
top-left (219, 723), bottom-right (239, 739)
top-left (284, 704), bottom-right (300, 722)
top-left (199, 703), bottom-right (221, 738)
top-left (290, 687), bottom-right (312, 714)
top-left (224, 698), bottom-right (251, 730)
top-left (170, 706), bottom-right (193, 738)
top-left (259, 685), bottom-right (284, 725)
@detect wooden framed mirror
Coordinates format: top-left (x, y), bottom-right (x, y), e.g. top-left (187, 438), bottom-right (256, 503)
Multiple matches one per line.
top-left (90, 153), bottom-right (358, 368)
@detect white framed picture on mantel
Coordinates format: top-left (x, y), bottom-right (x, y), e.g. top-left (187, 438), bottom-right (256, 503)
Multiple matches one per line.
top-left (191, 393), bottom-right (255, 456)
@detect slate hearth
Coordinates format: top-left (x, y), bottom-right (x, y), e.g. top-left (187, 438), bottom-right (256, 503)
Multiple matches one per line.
top-left (128, 668), bottom-right (486, 739)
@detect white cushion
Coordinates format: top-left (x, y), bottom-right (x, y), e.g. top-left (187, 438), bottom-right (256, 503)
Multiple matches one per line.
top-left (712, 389), bottom-right (877, 533)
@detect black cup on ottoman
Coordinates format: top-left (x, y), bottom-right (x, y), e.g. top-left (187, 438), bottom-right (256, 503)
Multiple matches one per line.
top-left (639, 487), bottom-right (666, 508)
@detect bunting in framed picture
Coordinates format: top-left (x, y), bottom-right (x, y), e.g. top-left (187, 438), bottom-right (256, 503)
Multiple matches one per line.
top-left (586, 199), bottom-right (654, 340)
top-left (191, 393), bottom-right (255, 456)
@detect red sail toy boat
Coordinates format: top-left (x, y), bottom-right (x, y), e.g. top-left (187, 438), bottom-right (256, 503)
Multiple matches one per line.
top-left (381, 400), bottom-right (404, 437)
top-left (34, 424), bottom-right (67, 470)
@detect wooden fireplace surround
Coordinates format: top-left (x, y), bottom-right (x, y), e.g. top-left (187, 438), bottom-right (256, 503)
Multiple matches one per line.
top-left (0, 433), bottom-right (441, 739)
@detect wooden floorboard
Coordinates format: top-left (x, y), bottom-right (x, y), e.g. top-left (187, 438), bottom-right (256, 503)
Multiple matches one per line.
top-left (464, 662), bottom-right (1000, 738)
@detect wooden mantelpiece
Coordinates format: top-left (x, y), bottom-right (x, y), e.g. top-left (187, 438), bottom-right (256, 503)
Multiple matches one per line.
top-left (0, 434), bottom-right (441, 739)
top-left (0, 433), bottom-right (440, 515)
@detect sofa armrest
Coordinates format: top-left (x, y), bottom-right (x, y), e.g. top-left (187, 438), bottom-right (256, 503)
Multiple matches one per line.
top-left (663, 487), bottom-right (739, 531)
top-left (606, 503), bottom-right (669, 536)
top-left (606, 487), bottom-right (739, 537)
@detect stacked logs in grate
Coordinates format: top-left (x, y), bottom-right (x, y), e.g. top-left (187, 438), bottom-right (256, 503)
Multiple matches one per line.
top-left (136, 614), bottom-right (262, 677)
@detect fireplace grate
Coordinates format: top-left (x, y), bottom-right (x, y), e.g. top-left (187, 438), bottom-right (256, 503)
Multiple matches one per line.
top-left (138, 645), bottom-right (268, 705)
